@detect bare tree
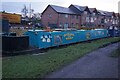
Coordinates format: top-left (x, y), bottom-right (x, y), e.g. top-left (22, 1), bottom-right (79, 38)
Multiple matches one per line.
top-left (21, 5), bottom-right (28, 17)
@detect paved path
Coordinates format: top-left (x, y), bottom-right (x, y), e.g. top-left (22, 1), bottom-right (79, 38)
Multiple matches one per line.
top-left (46, 42), bottom-right (119, 78)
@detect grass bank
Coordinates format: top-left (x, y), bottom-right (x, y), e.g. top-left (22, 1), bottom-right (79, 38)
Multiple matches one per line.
top-left (2, 37), bottom-right (120, 78)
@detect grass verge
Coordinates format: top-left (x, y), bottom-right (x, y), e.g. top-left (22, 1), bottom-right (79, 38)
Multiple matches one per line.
top-left (2, 37), bottom-right (120, 78)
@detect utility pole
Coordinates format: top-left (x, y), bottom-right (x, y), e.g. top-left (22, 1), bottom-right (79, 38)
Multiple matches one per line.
top-left (29, 3), bottom-right (31, 18)
top-left (29, 3), bottom-right (35, 30)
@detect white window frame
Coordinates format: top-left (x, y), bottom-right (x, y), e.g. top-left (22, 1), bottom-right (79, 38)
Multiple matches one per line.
top-left (91, 17), bottom-right (94, 22)
top-left (65, 14), bottom-right (68, 18)
top-left (59, 22), bottom-right (62, 27)
top-left (94, 17), bottom-right (97, 20)
top-left (84, 11), bottom-right (87, 14)
top-left (104, 19), bottom-right (107, 23)
top-left (93, 13), bottom-right (95, 16)
top-left (112, 16), bottom-right (114, 18)
top-left (116, 20), bottom-right (118, 24)
top-left (112, 19), bottom-right (115, 24)
top-left (86, 17), bottom-right (89, 22)
top-left (48, 14), bottom-right (52, 18)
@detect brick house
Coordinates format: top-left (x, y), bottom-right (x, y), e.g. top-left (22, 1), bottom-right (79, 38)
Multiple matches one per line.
top-left (89, 8), bottom-right (100, 28)
top-left (41, 5), bottom-right (80, 29)
top-left (97, 10), bottom-right (107, 28)
top-left (97, 10), bottom-right (117, 29)
top-left (108, 12), bottom-right (120, 29)
top-left (115, 13), bottom-right (120, 28)
top-left (106, 12), bottom-right (116, 28)
top-left (41, 4), bottom-right (119, 29)
top-left (69, 4), bottom-right (91, 28)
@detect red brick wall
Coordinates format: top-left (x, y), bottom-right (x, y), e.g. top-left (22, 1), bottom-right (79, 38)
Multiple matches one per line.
top-left (41, 6), bottom-right (81, 29)
top-left (42, 5), bottom-right (118, 29)
top-left (80, 12), bottom-right (90, 27)
top-left (90, 14), bottom-right (99, 27)
top-left (81, 13), bottom-right (87, 25)
top-left (58, 14), bottom-right (81, 28)
top-left (41, 6), bottom-right (58, 27)
top-left (70, 15), bottom-right (81, 28)
top-left (58, 14), bottom-right (71, 28)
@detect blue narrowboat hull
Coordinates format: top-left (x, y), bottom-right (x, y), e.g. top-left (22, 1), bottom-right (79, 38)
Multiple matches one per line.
top-left (25, 29), bottom-right (109, 49)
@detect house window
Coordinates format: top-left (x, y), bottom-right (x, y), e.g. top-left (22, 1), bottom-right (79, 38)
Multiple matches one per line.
top-left (48, 14), bottom-right (52, 18)
top-left (91, 17), bottom-right (94, 22)
top-left (64, 23), bottom-right (69, 29)
top-left (84, 11), bottom-right (87, 14)
top-left (48, 22), bottom-right (50, 26)
top-left (116, 20), bottom-right (118, 24)
top-left (101, 18), bottom-right (104, 23)
top-left (104, 19), bottom-right (107, 23)
top-left (76, 23), bottom-right (79, 28)
top-left (59, 22), bottom-right (62, 27)
top-left (65, 14), bottom-right (68, 18)
top-left (76, 15), bottom-right (78, 19)
top-left (94, 17), bottom-right (97, 20)
top-left (71, 23), bottom-right (74, 28)
top-left (112, 20), bottom-right (115, 24)
top-left (86, 17), bottom-right (89, 22)
top-left (93, 13), bottom-right (96, 16)
top-left (74, 24), bottom-right (76, 28)
top-left (112, 16), bottom-right (114, 18)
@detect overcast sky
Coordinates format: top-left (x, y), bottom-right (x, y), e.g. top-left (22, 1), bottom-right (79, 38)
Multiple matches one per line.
top-left (0, 0), bottom-right (120, 14)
